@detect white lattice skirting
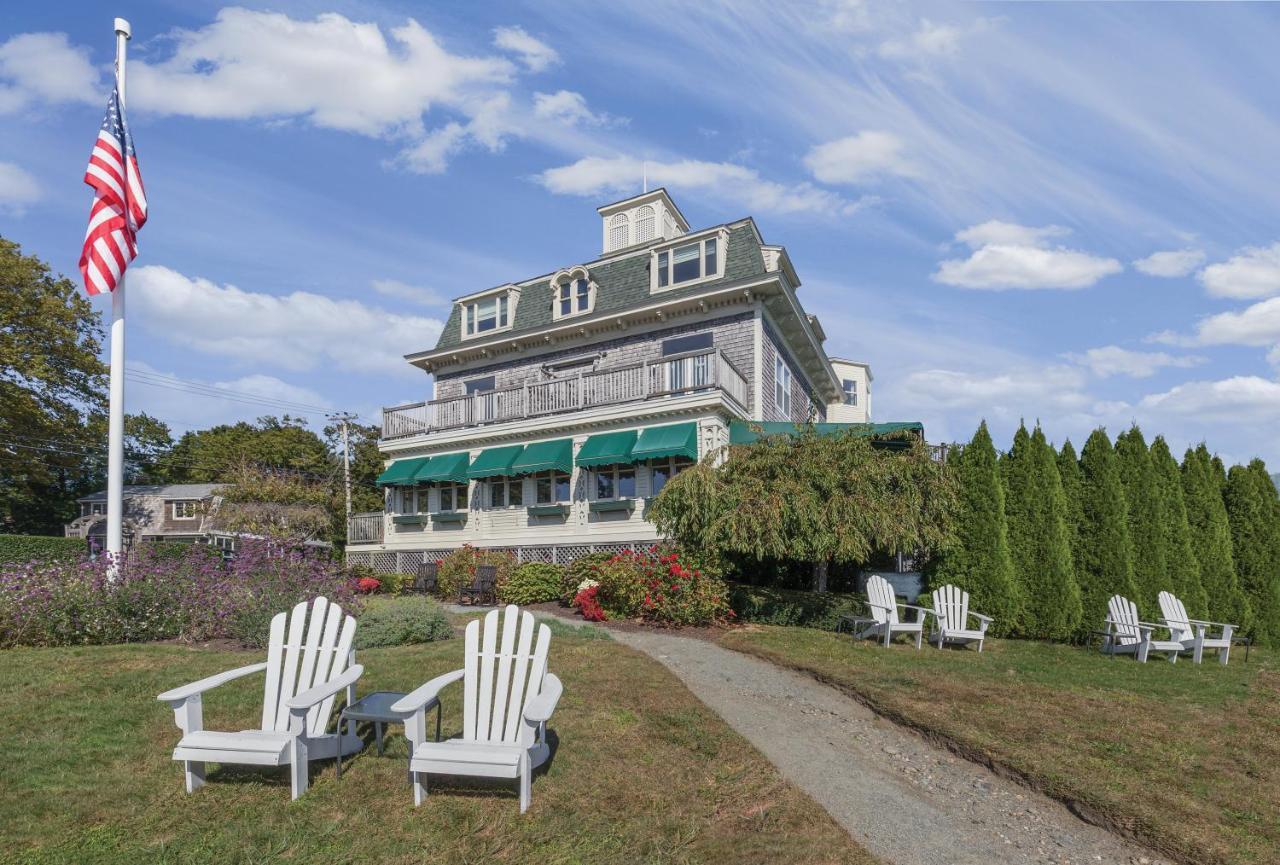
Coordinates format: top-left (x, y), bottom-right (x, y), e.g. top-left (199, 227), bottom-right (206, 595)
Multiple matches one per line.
top-left (346, 542), bottom-right (646, 572)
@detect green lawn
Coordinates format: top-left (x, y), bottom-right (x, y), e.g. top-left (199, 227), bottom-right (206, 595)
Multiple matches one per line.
top-left (0, 621), bottom-right (877, 865)
top-left (720, 626), bottom-right (1278, 865)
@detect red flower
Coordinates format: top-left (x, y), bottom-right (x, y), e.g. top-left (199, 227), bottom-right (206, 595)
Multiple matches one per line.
top-left (356, 576), bottom-right (381, 594)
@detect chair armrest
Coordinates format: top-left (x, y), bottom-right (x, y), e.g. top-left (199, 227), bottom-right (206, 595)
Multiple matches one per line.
top-left (524, 674), bottom-right (563, 724)
top-left (900, 603), bottom-right (934, 614)
top-left (1189, 618), bottom-right (1238, 629)
top-left (866, 601), bottom-right (894, 611)
top-left (157, 662), bottom-right (268, 704)
top-left (971, 612), bottom-right (994, 624)
top-left (286, 664), bottom-right (364, 711)
top-left (391, 669), bottom-right (465, 714)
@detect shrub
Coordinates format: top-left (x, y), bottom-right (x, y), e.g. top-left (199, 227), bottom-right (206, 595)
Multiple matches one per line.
top-left (567, 548), bottom-right (732, 627)
top-left (435, 545), bottom-right (516, 600)
top-left (498, 562), bottom-right (564, 606)
top-left (355, 596), bottom-right (452, 648)
top-left (574, 584), bottom-right (606, 621)
top-left (562, 552), bottom-right (612, 605)
top-left (0, 534), bottom-right (84, 566)
top-left (356, 576), bottom-right (382, 594)
top-left (379, 571), bottom-right (411, 595)
top-left (728, 584), bottom-right (862, 630)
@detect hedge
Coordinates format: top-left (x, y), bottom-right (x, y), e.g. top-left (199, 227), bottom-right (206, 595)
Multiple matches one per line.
top-left (727, 583), bottom-right (863, 630)
top-left (0, 535), bottom-right (84, 565)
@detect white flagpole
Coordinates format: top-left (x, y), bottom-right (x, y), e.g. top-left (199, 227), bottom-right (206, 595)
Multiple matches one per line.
top-left (105, 17), bottom-right (131, 577)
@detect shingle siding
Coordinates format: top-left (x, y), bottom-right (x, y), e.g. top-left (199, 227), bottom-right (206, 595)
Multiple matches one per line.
top-left (761, 318), bottom-right (824, 423)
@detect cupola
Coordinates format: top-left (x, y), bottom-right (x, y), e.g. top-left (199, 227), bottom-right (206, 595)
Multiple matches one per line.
top-left (597, 188), bottom-right (689, 254)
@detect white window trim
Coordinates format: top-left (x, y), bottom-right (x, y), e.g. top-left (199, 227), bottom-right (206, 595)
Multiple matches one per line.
top-left (650, 228), bottom-right (728, 294)
top-left (549, 266), bottom-right (597, 321)
top-left (433, 481), bottom-right (469, 513)
top-left (458, 285), bottom-right (520, 342)
top-left (594, 464), bottom-right (637, 501)
top-left (171, 500), bottom-right (199, 520)
top-left (486, 477), bottom-right (525, 509)
top-left (775, 356), bottom-right (793, 417)
top-left (648, 456), bottom-right (694, 497)
top-left (534, 470), bottom-right (572, 505)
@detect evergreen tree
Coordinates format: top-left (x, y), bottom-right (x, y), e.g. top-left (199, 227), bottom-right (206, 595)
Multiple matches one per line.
top-left (1250, 459), bottom-right (1280, 647)
top-left (1150, 436), bottom-right (1207, 615)
top-left (1057, 439), bottom-right (1085, 565)
top-left (1114, 426), bottom-right (1166, 618)
top-left (1182, 445), bottom-right (1252, 631)
top-left (1001, 424), bottom-right (1080, 638)
top-left (928, 422), bottom-right (1021, 635)
top-left (1076, 429), bottom-right (1138, 634)
top-left (1225, 461), bottom-right (1280, 646)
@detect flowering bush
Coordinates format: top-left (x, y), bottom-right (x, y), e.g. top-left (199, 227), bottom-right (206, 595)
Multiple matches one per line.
top-left (356, 576), bottom-right (382, 594)
top-left (566, 547), bottom-right (732, 627)
top-left (435, 545), bottom-right (516, 599)
top-left (0, 539), bottom-right (359, 649)
top-left (561, 552), bottom-right (612, 605)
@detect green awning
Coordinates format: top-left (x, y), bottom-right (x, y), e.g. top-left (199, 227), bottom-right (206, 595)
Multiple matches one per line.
top-left (729, 421), bottom-right (925, 446)
top-left (510, 438), bottom-right (573, 475)
top-left (466, 444), bottom-right (525, 479)
top-left (376, 456), bottom-right (430, 486)
top-left (415, 452), bottom-right (471, 483)
top-left (632, 422), bottom-right (698, 462)
top-left (575, 430), bottom-right (638, 468)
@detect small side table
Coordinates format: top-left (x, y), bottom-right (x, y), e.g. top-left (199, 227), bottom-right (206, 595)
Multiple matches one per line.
top-left (337, 690), bottom-right (441, 780)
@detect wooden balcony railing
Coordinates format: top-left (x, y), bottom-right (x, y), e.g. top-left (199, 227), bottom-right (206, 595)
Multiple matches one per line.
top-left (382, 348), bottom-right (751, 440)
top-left (347, 512), bottom-right (385, 544)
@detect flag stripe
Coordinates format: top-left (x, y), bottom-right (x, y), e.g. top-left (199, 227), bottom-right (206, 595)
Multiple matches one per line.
top-left (80, 86), bottom-right (145, 295)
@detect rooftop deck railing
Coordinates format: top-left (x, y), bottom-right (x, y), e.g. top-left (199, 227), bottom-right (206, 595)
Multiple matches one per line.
top-left (382, 348), bottom-right (750, 440)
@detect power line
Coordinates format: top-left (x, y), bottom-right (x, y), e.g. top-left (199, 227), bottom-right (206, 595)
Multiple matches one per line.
top-left (126, 371), bottom-right (334, 415)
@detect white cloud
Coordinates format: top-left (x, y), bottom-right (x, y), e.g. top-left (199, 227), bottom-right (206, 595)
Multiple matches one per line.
top-left (1194, 296), bottom-right (1280, 349)
top-left (933, 220), bottom-right (1122, 290)
top-left (823, 0), bottom-right (872, 33)
top-left (537, 155), bottom-right (868, 217)
top-left (0, 161), bottom-right (41, 213)
top-left (371, 279), bottom-right (446, 307)
top-left (0, 32), bottom-right (99, 113)
top-left (533, 90), bottom-right (616, 127)
top-left (900, 365), bottom-right (1092, 412)
top-left (1132, 248), bottom-right (1205, 277)
top-left (1198, 242), bottom-right (1280, 299)
top-left (1068, 345), bottom-right (1205, 379)
top-left (492, 26), bottom-right (559, 72)
top-left (803, 131), bottom-right (913, 184)
top-left (126, 360), bottom-right (333, 431)
top-left (130, 265), bottom-right (443, 377)
top-left (1140, 375), bottom-right (1280, 421)
top-left (879, 19), bottom-right (989, 61)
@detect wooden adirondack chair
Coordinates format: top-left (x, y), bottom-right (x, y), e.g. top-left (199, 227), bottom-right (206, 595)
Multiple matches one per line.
top-left (414, 561), bottom-right (439, 594)
top-left (844, 574), bottom-right (927, 648)
top-left (1159, 591), bottom-right (1236, 665)
top-left (930, 584), bottom-right (993, 651)
top-left (459, 564), bottom-right (498, 605)
top-left (391, 604), bottom-right (563, 813)
top-left (157, 597), bottom-right (364, 799)
top-left (1101, 595), bottom-right (1186, 663)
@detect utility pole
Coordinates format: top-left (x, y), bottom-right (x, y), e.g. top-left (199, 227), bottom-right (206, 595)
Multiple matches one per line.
top-left (329, 412), bottom-right (358, 519)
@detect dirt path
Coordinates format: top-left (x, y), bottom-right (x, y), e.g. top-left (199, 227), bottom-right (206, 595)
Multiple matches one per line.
top-left (525, 610), bottom-right (1167, 865)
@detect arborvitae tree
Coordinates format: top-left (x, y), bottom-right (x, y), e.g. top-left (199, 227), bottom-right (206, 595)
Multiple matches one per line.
top-left (1114, 426), bottom-right (1166, 618)
top-left (1001, 425), bottom-right (1081, 638)
top-left (1250, 459), bottom-right (1280, 647)
top-left (1182, 444), bottom-right (1252, 631)
top-left (1225, 461), bottom-right (1280, 647)
top-left (1076, 429), bottom-right (1138, 634)
top-left (1150, 436), bottom-right (1207, 616)
top-left (1057, 439), bottom-right (1085, 564)
top-left (927, 421), bottom-right (1021, 635)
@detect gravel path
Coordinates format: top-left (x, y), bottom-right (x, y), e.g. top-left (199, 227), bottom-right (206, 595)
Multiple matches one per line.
top-left (520, 609), bottom-right (1168, 865)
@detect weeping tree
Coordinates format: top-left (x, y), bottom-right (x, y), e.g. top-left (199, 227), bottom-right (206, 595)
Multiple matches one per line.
top-left (648, 428), bottom-right (958, 591)
top-left (1114, 426), bottom-right (1166, 618)
top-left (1183, 444), bottom-right (1252, 631)
top-left (213, 461), bottom-right (337, 544)
top-left (1075, 429), bottom-right (1137, 636)
top-left (926, 422), bottom-right (1021, 635)
top-left (1150, 436), bottom-right (1207, 616)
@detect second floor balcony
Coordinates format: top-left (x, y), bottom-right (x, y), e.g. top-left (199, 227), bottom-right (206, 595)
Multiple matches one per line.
top-left (383, 348), bottom-right (749, 440)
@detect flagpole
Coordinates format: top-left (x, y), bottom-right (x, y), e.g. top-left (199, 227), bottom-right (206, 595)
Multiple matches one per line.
top-left (105, 17), bottom-right (131, 577)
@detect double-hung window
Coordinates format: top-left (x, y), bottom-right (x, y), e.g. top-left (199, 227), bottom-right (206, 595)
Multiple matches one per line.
top-left (489, 478), bottom-right (523, 508)
top-left (172, 500), bottom-right (198, 520)
top-left (436, 482), bottom-right (468, 512)
top-left (842, 378), bottom-right (858, 406)
top-left (555, 277), bottom-right (592, 318)
top-left (534, 470), bottom-right (571, 504)
top-left (660, 332), bottom-right (713, 391)
top-left (650, 456), bottom-right (694, 496)
top-left (596, 464), bottom-right (636, 500)
top-left (462, 292), bottom-right (513, 338)
top-left (654, 233), bottom-right (722, 290)
top-left (397, 485), bottom-right (425, 514)
top-left (775, 357), bottom-right (792, 417)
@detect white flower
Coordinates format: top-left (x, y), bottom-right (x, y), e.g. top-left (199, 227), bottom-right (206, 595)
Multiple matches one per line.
top-left (576, 578), bottom-right (599, 593)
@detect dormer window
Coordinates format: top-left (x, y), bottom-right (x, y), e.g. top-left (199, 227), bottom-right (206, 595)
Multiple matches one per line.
top-left (550, 267), bottom-right (595, 320)
top-left (459, 286), bottom-right (519, 340)
top-left (652, 230), bottom-right (726, 292)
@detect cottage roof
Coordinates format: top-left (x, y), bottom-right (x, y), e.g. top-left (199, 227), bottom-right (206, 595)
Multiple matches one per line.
top-left (77, 483), bottom-right (227, 503)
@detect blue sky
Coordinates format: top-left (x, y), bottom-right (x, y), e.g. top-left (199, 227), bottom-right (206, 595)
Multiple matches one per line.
top-left (3, 1), bottom-right (1280, 465)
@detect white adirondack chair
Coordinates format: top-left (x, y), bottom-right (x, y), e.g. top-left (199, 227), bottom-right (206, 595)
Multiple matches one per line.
top-left (846, 574), bottom-right (927, 648)
top-left (392, 604), bottom-right (563, 813)
top-left (930, 584), bottom-right (993, 651)
top-left (1159, 591), bottom-right (1236, 665)
top-left (1101, 595), bottom-right (1187, 663)
top-left (157, 597), bottom-right (364, 799)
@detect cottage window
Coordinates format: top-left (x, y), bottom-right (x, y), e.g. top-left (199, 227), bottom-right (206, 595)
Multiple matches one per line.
top-left (595, 464), bottom-right (636, 501)
top-left (652, 232), bottom-right (725, 291)
top-left (397, 485), bottom-right (425, 514)
top-left (775, 357), bottom-right (792, 416)
top-left (171, 500), bottom-right (199, 520)
top-left (462, 292), bottom-right (513, 338)
top-left (842, 378), bottom-right (858, 406)
top-left (489, 478), bottom-right (523, 508)
top-left (436, 482), bottom-right (468, 512)
top-left (650, 456), bottom-right (694, 496)
top-left (535, 470), bottom-right (571, 504)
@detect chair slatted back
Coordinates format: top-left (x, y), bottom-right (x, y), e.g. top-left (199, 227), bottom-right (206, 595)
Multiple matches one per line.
top-left (462, 605), bottom-right (551, 747)
top-left (932, 584), bottom-right (969, 633)
top-left (1159, 591), bottom-right (1193, 643)
top-left (1107, 595), bottom-right (1142, 645)
top-left (865, 575), bottom-right (898, 626)
top-left (475, 564), bottom-right (498, 593)
top-left (260, 597), bottom-right (357, 736)
top-left (416, 562), bottom-right (438, 593)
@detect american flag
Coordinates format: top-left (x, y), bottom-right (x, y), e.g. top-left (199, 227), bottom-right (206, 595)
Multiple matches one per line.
top-left (80, 86), bottom-right (147, 296)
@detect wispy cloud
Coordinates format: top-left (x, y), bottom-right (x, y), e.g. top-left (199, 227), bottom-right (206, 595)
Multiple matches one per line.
top-left (1068, 345), bottom-right (1205, 378)
top-left (492, 26), bottom-right (559, 73)
top-left (1132, 248), bottom-right (1205, 278)
top-left (0, 31), bottom-right (99, 113)
top-left (0, 161), bottom-right (41, 213)
top-left (803, 131), bottom-right (914, 184)
top-left (933, 220), bottom-right (1122, 290)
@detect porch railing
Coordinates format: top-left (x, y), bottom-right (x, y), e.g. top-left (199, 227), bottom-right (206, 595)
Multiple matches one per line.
top-left (347, 512), bottom-right (385, 544)
top-left (382, 348), bottom-right (751, 439)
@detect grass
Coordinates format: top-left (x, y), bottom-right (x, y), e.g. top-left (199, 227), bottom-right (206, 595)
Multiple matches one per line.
top-left (0, 617), bottom-right (876, 865)
top-left (719, 625), bottom-right (1279, 865)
